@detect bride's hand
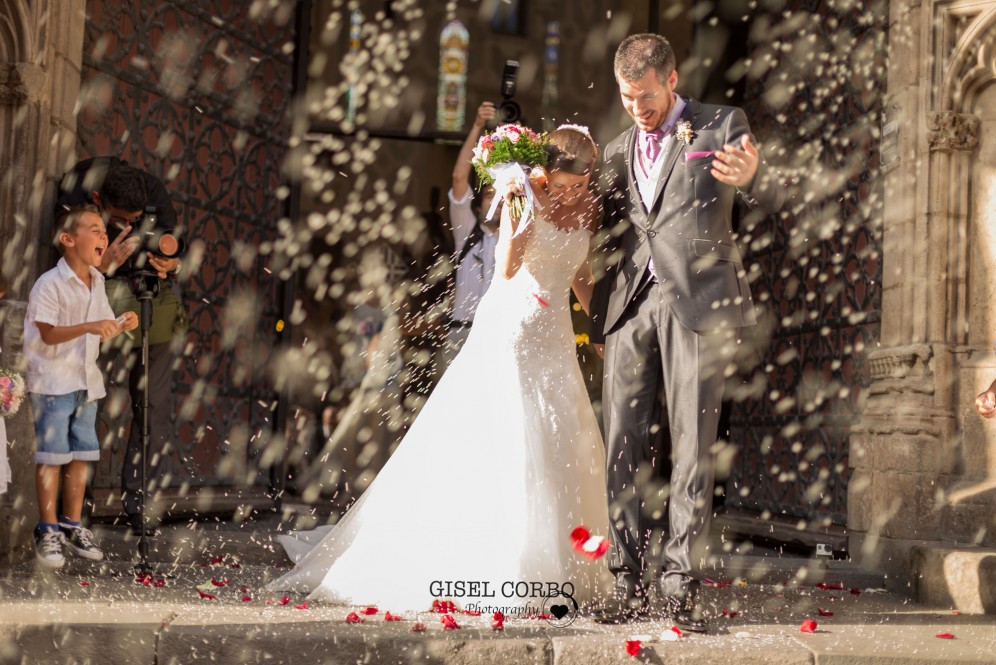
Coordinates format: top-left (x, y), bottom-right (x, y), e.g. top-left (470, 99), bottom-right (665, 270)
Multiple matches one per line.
top-left (506, 174), bottom-right (525, 199)
top-left (529, 167), bottom-right (552, 208)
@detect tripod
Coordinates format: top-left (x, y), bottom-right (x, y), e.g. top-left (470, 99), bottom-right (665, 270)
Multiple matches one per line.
top-left (130, 271), bottom-right (158, 575)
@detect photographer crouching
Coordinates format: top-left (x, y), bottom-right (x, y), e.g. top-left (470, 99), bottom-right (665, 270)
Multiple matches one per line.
top-left (56, 157), bottom-right (186, 536)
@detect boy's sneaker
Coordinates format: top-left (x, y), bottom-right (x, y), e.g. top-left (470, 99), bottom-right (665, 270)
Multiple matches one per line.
top-left (34, 526), bottom-right (65, 569)
top-left (59, 521), bottom-right (104, 561)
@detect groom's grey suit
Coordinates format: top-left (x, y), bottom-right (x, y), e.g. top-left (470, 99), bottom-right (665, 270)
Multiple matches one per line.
top-left (590, 98), bottom-right (784, 596)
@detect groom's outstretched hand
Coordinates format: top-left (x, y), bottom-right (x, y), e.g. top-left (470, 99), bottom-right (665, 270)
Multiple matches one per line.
top-left (710, 134), bottom-right (759, 188)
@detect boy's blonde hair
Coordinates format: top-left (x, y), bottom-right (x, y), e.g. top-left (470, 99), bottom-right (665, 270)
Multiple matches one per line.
top-left (53, 203), bottom-right (102, 253)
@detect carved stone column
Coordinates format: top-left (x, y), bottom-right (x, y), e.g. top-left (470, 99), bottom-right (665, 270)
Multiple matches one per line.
top-left (849, 0), bottom-right (996, 613)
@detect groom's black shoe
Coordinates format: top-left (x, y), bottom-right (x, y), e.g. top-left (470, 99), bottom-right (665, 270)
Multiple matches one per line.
top-left (661, 581), bottom-right (708, 633)
top-left (590, 573), bottom-right (649, 624)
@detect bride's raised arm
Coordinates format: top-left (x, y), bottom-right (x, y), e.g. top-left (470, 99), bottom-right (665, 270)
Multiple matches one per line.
top-left (495, 198), bottom-right (531, 279)
top-left (495, 172), bottom-right (546, 280)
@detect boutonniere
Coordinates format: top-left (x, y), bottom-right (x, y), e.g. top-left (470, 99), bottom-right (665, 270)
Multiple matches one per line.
top-left (674, 120), bottom-right (695, 145)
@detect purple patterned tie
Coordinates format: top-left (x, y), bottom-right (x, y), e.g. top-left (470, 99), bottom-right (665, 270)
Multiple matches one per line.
top-left (640, 127), bottom-right (666, 167)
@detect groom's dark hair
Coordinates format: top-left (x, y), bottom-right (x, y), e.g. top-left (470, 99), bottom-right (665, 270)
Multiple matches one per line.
top-left (614, 33), bottom-right (676, 83)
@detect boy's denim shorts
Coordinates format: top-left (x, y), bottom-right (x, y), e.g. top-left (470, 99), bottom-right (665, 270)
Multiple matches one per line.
top-left (30, 392), bottom-right (100, 465)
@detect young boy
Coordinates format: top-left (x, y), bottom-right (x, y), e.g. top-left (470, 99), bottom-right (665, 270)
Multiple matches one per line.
top-left (24, 204), bottom-right (138, 568)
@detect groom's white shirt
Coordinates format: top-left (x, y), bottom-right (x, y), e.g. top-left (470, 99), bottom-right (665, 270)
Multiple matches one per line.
top-left (633, 95), bottom-right (686, 209)
top-left (634, 95), bottom-right (686, 281)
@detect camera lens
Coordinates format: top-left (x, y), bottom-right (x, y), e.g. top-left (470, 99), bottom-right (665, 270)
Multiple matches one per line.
top-left (497, 99), bottom-right (521, 124)
top-left (157, 234), bottom-right (181, 258)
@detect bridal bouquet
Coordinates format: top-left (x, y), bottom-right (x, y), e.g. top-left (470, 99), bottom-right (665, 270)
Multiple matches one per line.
top-left (0, 368), bottom-right (25, 418)
top-left (471, 124), bottom-right (548, 231)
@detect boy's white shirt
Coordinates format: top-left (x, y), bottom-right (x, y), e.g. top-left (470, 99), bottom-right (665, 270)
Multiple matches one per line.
top-left (24, 258), bottom-right (116, 401)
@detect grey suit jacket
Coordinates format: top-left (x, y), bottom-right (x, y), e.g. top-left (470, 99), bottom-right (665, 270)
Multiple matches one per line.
top-left (590, 99), bottom-right (784, 341)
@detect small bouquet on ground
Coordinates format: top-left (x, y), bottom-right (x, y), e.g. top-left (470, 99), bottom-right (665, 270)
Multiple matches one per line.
top-left (471, 124), bottom-right (548, 234)
top-left (0, 368), bottom-right (25, 418)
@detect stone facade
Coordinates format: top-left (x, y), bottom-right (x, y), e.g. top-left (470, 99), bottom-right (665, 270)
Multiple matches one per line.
top-left (850, 0), bottom-right (996, 612)
top-left (0, 0), bottom-right (86, 561)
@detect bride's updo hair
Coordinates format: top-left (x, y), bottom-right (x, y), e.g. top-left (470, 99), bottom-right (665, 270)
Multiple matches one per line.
top-left (545, 126), bottom-right (598, 176)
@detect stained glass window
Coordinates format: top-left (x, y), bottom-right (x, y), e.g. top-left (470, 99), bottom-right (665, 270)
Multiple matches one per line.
top-left (436, 20), bottom-right (469, 132)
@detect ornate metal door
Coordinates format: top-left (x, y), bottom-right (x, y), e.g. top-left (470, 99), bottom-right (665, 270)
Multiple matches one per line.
top-left (725, 0), bottom-right (887, 532)
top-left (76, 1), bottom-right (295, 510)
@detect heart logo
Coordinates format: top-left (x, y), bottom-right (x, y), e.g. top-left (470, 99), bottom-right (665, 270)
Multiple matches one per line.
top-left (550, 604), bottom-right (569, 619)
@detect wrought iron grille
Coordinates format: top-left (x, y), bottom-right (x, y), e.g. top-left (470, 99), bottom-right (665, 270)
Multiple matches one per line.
top-left (727, 0), bottom-right (886, 525)
top-left (76, 1), bottom-right (294, 494)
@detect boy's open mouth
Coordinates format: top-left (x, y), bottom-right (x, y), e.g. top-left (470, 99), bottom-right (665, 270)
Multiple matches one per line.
top-left (96, 246), bottom-right (105, 257)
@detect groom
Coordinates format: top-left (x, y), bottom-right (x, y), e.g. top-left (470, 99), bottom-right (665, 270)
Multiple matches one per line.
top-left (590, 33), bottom-right (784, 631)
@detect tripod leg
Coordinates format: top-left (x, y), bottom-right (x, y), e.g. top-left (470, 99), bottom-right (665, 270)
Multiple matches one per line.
top-left (136, 291), bottom-right (154, 572)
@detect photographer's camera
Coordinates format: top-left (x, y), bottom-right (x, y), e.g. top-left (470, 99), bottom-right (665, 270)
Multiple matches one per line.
top-left (496, 59), bottom-right (521, 124)
top-left (128, 205), bottom-right (184, 263)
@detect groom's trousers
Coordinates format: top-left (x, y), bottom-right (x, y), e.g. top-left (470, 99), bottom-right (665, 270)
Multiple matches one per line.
top-left (602, 280), bottom-right (733, 597)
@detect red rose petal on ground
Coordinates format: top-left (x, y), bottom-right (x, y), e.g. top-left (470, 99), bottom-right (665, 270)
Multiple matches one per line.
top-left (153, 578), bottom-right (166, 587)
top-left (936, 632), bottom-right (955, 639)
top-left (441, 615), bottom-right (461, 630)
top-left (492, 611), bottom-right (505, 631)
top-left (818, 608), bottom-right (834, 617)
top-left (534, 294), bottom-right (549, 308)
top-left (411, 622), bottom-right (426, 633)
top-left (670, 626), bottom-right (684, 637)
top-left (345, 612), bottom-right (364, 624)
top-left (952, 610), bottom-right (960, 615)
top-left (360, 606), bottom-right (378, 615)
top-left (800, 619), bottom-right (818, 633)
top-left (816, 582), bottom-right (845, 591)
top-left (211, 578), bottom-right (229, 587)
top-left (198, 590), bottom-right (217, 600)
top-left (295, 602), bottom-right (308, 610)
top-left (722, 608), bottom-right (738, 618)
top-left (241, 595), bottom-right (252, 602)
top-left (850, 587), bottom-right (862, 596)
top-left (135, 573), bottom-right (153, 585)
top-left (210, 556), bottom-right (224, 565)
top-left (230, 562), bottom-right (241, 569)
top-left (239, 585), bottom-right (248, 593)
top-left (625, 640), bottom-right (642, 656)
top-left (570, 526), bottom-right (590, 545)
top-left (431, 599), bottom-right (457, 613)
top-left (280, 595), bottom-right (291, 605)
top-left (79, 581), bottom-right (90, 587)
top-left (265, 598), bottom-right (273, 604)
top-left (384, 611), bottom-right (403, 621)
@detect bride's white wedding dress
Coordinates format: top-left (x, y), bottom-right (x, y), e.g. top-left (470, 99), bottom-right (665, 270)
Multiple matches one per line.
top-left (268, 215), bottom-right (610, 611)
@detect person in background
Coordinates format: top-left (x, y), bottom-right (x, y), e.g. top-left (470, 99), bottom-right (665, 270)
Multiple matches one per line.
top-left (24, 205), bottom-right (138, 568)
top-left (56, 158), bottom-right (185, 536)
top-left (439, 102), bottom-right (500, 369)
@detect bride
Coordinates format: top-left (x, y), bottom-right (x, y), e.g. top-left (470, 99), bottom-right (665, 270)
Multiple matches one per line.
top-left (268, 125), bottom-right (611, 613)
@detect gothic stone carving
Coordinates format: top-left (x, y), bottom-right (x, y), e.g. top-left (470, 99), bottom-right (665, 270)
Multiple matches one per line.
top-left (0, 64), bottom-right (27, 105)
top-left (927, 111), bottom-right (980, 151)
